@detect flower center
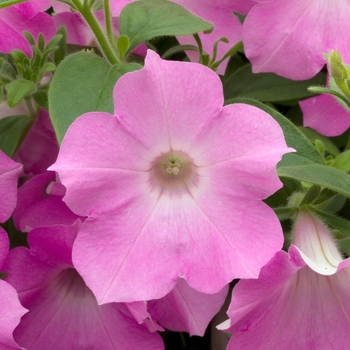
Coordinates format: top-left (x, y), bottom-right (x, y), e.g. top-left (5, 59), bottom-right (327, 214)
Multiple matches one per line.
top-left (152, 151), bottom-right (196, 189)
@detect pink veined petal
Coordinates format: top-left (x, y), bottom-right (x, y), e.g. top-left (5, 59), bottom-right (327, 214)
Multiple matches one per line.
top-left (12, 269), bottom-right (163, 350)
top-left (243, 0), bottom-right (350, 80)
top-left (301, 93), bottom-right (350, 136)
top-left (113, 50), bottom-right (224, 153)
top-left (0, 151), bottom-right (22, 223)
top-left (148, 279), bottom-right (229, 336)
top-left (4, 226), bottom-right (164, 350)
top-left (0, 280), bottom-right (28, 350)
top-left (49, 112), bottom-right (156, 217)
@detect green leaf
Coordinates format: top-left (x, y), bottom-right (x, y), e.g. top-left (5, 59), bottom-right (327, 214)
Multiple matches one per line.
top-left (225, 98), bottom-right (325, 164)
top-left (0, 0), bottom-right (25, 8)
top-left (116, 35), bottom-right (130, 60)
top-left (224, 64), bottom-right (326, 103)
top-left (119, 0), bottom-right (214, 53)
top-left (332, 149), bottom-right (350, 172)
top-left (33, 84), bottom-right (49, 110)
top-left (54, 27), bottom-right (67, 66)
top-left (48, 51), bottom-right (142, 144)
top-left (6, 79), bottom-right (36, 107)
top-left (0, 115), bottom-right (28, 156)
top-left (299, 126), bottom-right (340, 157)
top-left (277, 154), bottom-right (350, 198)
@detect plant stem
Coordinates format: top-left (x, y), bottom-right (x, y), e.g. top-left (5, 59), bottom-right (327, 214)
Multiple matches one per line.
top-left (103, 0), bottom-right (115, 48)
top-left (71, 0), bottom-right (120, 65)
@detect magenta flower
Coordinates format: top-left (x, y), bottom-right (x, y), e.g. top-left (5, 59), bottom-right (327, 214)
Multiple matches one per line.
top-left (0, 152), bottom-right (27, 349)
top-left (3, 223), bottom-right (164, 350)
top-left (0, 150), bottom-right (22, 223)
top-left (242, 0), bottom-right (350, 80)
top-left (219, 211), bottom-right (350, 349)
top-left (0, 2), bottom-right (55, 56)
top-left (301, 93), bottom-right (350, 136)
top-left (50, 50), bottom-right (292, 303)
top-left (13, 171), bottom-right (80, 232)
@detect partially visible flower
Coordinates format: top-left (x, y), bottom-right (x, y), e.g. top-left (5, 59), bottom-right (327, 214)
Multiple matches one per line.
top-left (301, 92), bottom-right (350, 136)
top-left (219, 211), bottom-right (350, 349)
top-left (50, 50), bottom-right (292, 303)
top-left (0, 152), bottom-right (27, 349)
top-left (148, 279), bottom-right (229, 336)
top-left (3, 222), bottom-right (164, 350)
top-left (242, 0), bottom-right (350, 80)
top-left (14, 110), bottom-right (59, 177)
top-left (0, 2), bottom-right (56, 56)
top-left (173, 0), bottom-right (247, 74)
top-left (0, 150), bottom-right (22, 223)
top-left (13, 171), bottom-right (80, 232)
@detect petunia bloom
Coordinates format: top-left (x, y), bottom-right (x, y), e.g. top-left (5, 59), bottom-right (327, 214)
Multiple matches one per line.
top-left (50, 50), bottom-right (292, 303)
top-left (0, 152), bottom-right (27, 349)
top-left (242, 0), bottom-right (350, 80)
top-left (3, 222), bottom-right (164, 350)
top-left (219, 210), bottom-right (350, 349)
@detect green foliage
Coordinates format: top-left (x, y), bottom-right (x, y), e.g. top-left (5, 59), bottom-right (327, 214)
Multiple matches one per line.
top-left (119, 0), bottom-right (214, 53)
top-left (0, 0), bottom-right (25, 8)
top-left (48, 51), bottom-right (142, 143)
top-left (0, 115), bottom-right (28, 156)
top-left (224, 64), bottom-right (326, 103)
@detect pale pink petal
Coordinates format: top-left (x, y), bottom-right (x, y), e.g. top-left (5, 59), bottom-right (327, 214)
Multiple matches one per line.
top-left (0, 151), bottom-right (22, 223)
top-left (0, 280), bottom-right (27, 350)
top-left (49, 112), bottom-right (156, 217)
top-left (113, 50), bottom-right (224, 153)
top-left (301, 93), bottom-right (350, 136)
top-left (243, 0), bottom-right (350, 79)
top-left (292, 211), bottom-right (343, 275)
top-left (148, 279), bottom-right (229, 336)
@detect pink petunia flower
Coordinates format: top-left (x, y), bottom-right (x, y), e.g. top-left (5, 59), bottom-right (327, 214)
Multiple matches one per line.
top-left (50, 50), bottom-right (292, 303)
top-left (219, 210), bottom-right (350, 349)
top-left (242, 0), bottom-right (350, 80)
top-left (301, 92), bottom-right (350, 136)
top-left (3, 222), bottom-right (164, 350)
top-left (0, 152), bottom-right (27, 349)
